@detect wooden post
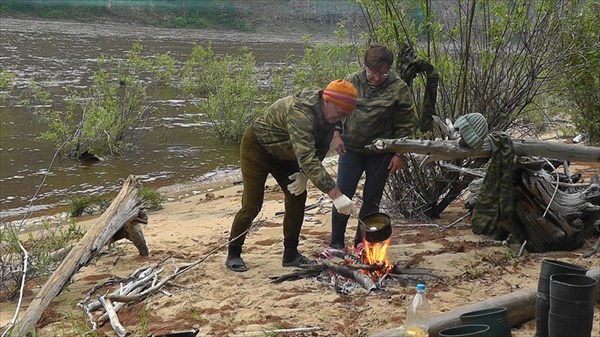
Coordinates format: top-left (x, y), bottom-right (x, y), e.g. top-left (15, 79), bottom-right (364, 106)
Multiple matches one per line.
top-left (368, 138), bottom-right (600, 163)
top-left (13, 175), bottom-right (143, 336)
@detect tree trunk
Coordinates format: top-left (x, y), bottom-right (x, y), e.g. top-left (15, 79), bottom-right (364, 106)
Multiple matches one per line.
top-left (14, 175), bottom-right (143, 336)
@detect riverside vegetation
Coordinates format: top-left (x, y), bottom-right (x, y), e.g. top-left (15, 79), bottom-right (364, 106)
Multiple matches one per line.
top-left (1, 0), bottom-right (599, 335)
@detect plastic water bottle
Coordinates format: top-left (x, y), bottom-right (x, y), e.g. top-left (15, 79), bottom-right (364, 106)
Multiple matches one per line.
top-left (406, 283), bottom-right (430, 337)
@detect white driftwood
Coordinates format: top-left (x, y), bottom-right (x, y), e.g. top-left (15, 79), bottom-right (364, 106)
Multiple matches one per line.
top-left (98, 296), bottom-right (128, 337)
top-left (321, 260), bottom-right (377, 291)
top-left (14, 175), bottom-right (143, 336)
top-left (371, 268), bottom-right (600, 337)
top-left (368, 138), bottom-right (600, 163)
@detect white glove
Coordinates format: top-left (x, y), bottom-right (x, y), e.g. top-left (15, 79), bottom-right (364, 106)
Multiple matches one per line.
top-left (287, 172), bottom-right (308, 196)
top-left (333, 195), bottom-right (354, 215)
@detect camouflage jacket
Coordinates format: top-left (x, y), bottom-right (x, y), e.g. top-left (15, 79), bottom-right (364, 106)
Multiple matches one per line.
top-left (341, 69), bottom-right (415, 152)
top-left (252, 89), bottom-right (337, 193)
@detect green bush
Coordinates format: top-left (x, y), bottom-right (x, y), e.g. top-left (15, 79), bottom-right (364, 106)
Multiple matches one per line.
top-left (68, 195), bottom-right (110, 217)
top-left (293, 27), bottom-right (359, 91)
top-left (37, 43), bottom-right (175, 159)
top-left (0, 219), bottom-right (84, 301)
top-left (560, 0), bottom-right (600, 145)
top-left (181, 44), bottom-right (266, 143)
top-left (139, 186), bottom-right (163, 211)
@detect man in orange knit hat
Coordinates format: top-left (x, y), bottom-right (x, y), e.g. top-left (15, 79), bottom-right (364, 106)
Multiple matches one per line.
top-left (225, 80), bottom-right (358, 272)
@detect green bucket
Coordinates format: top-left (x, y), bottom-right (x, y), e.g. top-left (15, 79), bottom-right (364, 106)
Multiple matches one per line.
top-left (459, 307), bottom-right (511, 337)
top-left (439, 324), bottom-right (491, 337)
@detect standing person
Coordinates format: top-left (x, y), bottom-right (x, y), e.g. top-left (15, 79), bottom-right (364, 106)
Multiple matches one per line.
top-left (323, 44), bottom-right (415, 256)
top-left (225, 80), bottom-right (359, 272)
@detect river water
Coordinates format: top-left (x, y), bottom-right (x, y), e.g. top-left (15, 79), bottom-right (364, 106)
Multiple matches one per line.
top-left (0, 18), bottom-right (311, 221)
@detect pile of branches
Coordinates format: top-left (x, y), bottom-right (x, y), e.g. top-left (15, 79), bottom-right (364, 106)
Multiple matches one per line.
top-left (78, 265), bottom-right (177, 336)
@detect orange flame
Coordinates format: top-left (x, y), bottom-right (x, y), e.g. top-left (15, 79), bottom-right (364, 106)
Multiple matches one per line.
top-left (359, 239), bottom-right (394, 278)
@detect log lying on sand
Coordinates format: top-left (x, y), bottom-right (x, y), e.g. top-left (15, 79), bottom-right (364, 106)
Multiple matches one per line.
top-left (370, 268), bottom-right (600, 337)
top-left (368, 138), bottom-right (600, 163)
top-left (13, 175), bottom-right (144, 336)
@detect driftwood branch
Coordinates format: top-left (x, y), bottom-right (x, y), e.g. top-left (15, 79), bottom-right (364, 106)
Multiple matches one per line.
top-left (583, 236), bottom-right (600, 258)
top-left (14, 175), bottom-right (143, 336)
top-left (368, 138), bottom-right (600, 163)
top-left (78, 226), bottom-right (258, 331)
top-left (98, 296), bottom-right (128, 337)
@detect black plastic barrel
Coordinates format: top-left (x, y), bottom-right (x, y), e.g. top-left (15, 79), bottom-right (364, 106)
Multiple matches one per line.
top-left (548, 273), bottom-right (598, 337)
top-left (535, 259), bottom-right (587, 337)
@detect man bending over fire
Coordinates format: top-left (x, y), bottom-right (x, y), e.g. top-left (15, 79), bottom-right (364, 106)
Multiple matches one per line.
top-left (225, 80), bottom-right (359, 272)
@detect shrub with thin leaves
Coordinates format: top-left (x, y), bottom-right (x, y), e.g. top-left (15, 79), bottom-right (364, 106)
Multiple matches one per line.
top-left (560, 0), bottom-right (600, 145)
top-left (37, 43), bottom-right (175, 159)
top-left (139, 186), bottom-right (164, 211)
top-left (0, 219), bottom-right (84, 301)
top-left (182, 44), bottom-right (275, 143)
top-left (293, 27), bottom-right (360, 91)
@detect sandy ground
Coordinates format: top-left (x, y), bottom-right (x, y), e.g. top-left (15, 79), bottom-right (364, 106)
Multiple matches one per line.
top-left (1, 162), bottom-right (599, 337)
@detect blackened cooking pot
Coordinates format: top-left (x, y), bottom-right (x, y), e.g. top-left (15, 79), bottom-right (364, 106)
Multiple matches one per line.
top-left (359, 212), bottom-right (392, 243)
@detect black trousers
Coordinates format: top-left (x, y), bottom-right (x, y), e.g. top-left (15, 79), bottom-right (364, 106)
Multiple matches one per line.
top-left (228, 127), bottom-right (307, 251)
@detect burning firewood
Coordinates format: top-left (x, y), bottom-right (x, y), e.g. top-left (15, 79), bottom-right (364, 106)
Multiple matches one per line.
top-left (270, 244), bottom-right (443, 291)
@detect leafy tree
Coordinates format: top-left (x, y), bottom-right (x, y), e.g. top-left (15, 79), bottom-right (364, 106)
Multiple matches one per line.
top-left (560, 0), bottom-right (600, 145)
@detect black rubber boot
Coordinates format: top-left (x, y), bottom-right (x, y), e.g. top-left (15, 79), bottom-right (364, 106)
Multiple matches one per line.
top-left (534, 259), bottom-right (587, 337)
top-left (548, 273), bottom-right (598, 337)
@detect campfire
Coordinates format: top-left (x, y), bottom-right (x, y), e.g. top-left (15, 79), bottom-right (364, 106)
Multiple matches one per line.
top-left (359, 239), bottom-right (395, 279)
top-left (270, 212), bottom-right (442, 292)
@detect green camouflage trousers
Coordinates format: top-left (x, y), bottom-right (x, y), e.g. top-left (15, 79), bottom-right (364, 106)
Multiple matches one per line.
top-left (228, 127), bottom-right (307, 249)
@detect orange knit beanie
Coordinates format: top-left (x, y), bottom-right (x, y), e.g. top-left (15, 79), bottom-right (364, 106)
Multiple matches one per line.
top-left (323, 79), bottom-right (358, 112)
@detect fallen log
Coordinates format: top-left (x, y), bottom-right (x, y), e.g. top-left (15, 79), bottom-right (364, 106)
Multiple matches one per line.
top-left (368, 138), bottom-right (600, 163)
top-left (371, 268), bottom-right (600, 337)
top-left (13, 175), bottom-right (144, 336)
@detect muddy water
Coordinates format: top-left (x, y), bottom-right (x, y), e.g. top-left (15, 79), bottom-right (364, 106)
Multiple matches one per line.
top-left (0, 18), bottom-right (310, 221)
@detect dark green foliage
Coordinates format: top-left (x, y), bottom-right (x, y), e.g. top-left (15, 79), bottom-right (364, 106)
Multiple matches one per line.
top-left (560, 0), bottom-right (600, 145)
top-left (68, 195), bottom-right (110, 217)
